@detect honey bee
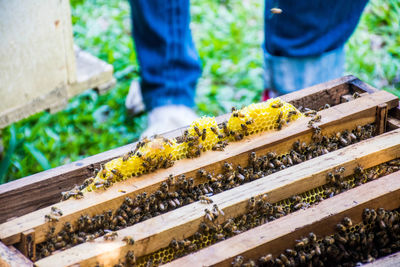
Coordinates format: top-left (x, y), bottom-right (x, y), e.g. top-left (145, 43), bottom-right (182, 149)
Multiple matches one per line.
top-left (126, 250), bottom-right (136, 265)
top-left (214, 233), bottom-right (225, 241)
top-left (199, 195), bottom-right (213, 204)
top-left (45, 214), bottom-right (59, 222)
top-left (103, 230), bottom-right (118, 241)
top-left (210, 126), bottom-right (219, 135)
top-left (170, 238), bottom-right (180, 250)
top-left (51, 206), bottom-right (63, 216)
top-left (276, 111), bottom-right (283, 124)
top-left (202, 128), bottom-right (207, 141)
top-left (212, 204), bottom-right (225, 217)
top-left (204, 209), bottom-right (215, 222)
top-left (123, 236), bottom-right (135, 245)
top-left (342, 217), bottom-right (353, 227)
top-left (304, 110), bottom-right (317, 117)
top-left (194, 125), bottom-right (202, 136)
top-left (232, 256), bottom-right (244, 267)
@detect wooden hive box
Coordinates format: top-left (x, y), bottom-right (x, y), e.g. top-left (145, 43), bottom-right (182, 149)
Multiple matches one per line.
top-left (0, 76), bottom-right (400, 267)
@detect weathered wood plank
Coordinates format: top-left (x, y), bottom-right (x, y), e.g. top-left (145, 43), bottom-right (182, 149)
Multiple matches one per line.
top-left (34, 129), bottom-right (400, 267)
top-left (165, 171), bottom-right (400, 267)
top-left (280, 75), bottom-right (356, 110)
top-left (0, 241), bottom-right (33, 267)
top-left (0, 90), bottom-right (397, 246)
top-left (376, 103), bottom-right (388, 135)
top-left (17, 230), bottom-right (35, 262)
top-left (0, 77), bottom-right (386, 224)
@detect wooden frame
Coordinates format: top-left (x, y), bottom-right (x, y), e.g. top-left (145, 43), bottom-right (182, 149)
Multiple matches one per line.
top-left (1, 75), bottom-right (399, 225)
top-left (166, 171), bottom-right (400, 267)
top-left (33, 129), bottom-right (400, 266)
top-left (0, 88), bottom-right (398, 246)
top-left (0, 76), bottom-right (399, 266)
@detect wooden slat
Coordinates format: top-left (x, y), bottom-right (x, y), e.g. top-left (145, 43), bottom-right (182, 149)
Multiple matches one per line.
top-left (165, 171), bottom-right (400, 267)
top-left (0, 241), bottom-right (33, 267)
top-left (376, 103), bottom-right (388, 135)
top-left (387, 116), bottom-right (400, 130)
top-left (0, 90), bottom-right (397, 246)
top-left (280, 75), bottom-right (356, 110)
top-left (34, 129), bottom-right (400, 267)
top-left (17, 230), bottom-right (35, 262)
top-left (0, 76), bottom-right (366, 224)
top-left (349, 78), bottom-right (380, 94)
top-left (363, 251), bottom-right (400, 267)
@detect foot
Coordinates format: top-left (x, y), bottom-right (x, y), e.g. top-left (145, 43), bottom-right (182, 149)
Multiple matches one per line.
top-left (141, 105), bottom-right (198, 138)
top-left (262, 88), bottom-right (279, 101)
top-left (125, 80), bottom-right (145, 116)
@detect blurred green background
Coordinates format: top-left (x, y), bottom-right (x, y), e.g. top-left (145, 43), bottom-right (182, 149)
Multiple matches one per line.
top-left (0, 0), bottom-right (399, 183)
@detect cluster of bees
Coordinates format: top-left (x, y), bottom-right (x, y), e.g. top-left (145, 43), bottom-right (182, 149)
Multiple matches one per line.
top-left (132, 158), bottom-right (399, 267)
top-left (63, 98), bottom-right (303, 197)
top-left (236, 207), bottom-right (400, 267)
top-left (37, 123), bottom-right (380, 260)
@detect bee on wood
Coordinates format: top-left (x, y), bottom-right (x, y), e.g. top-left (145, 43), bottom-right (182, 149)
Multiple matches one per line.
top-left (304, 109), bottom-right (317, 117)
top-left (232, 256), bottom-right (244, 267)
top-left (259, 254), bottom-right (273, 264)
top-left (204, 208), bottom-right (215, 222)
top-left (353, 92), bottom-right (361, 99)
top-left (214, 233), bottom-right (225, 241)
top-left (126, 250), bottom-right (136, 265)
top-left (51, 206), bottom-right (63, 216)
top-left (199, 195), bottom-right (213, 204)
top-left (103, 230), bottom-right (118, 241)
top-left (123, 235), bottom-right (135, 245)
top-left (212, 204), bottom-right (225, 217)
top-left (45, 214), bottom-right (59, 222)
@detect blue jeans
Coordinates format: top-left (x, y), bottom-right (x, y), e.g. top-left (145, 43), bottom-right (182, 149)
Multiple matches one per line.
top-left (129, 0), bottom-right (367, 109)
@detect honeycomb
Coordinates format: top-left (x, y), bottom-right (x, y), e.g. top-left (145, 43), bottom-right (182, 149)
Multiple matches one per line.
top-left (133, 159), bottom-right (397, 267)
top-left (77, 98), bottom-right (303, 195)
top-left (227, 98), bottom-right (303, 138)
top-left (188, 117), bottom-right (220, 151)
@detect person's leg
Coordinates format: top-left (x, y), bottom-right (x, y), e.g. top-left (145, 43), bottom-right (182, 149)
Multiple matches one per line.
top-left (263, 46), bottom-right (345, 95)
top-left (263, 0), bottom-right (367, 96)
top-left (128, 0), bottom-right (202, 137)
top-left (128, 0), bottom-right (202, 110)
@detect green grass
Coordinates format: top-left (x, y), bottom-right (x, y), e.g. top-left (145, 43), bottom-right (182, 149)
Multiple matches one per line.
top-left (0, 0), bottom-right (399, 183)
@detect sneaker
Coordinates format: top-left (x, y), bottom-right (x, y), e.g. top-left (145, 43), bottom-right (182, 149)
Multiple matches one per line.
top-left (262, 88), bottom-right (279, 101)
top-left (141, 105), bottom-right (198, 138)
top-left (125, 80), bottom-right (146, 116)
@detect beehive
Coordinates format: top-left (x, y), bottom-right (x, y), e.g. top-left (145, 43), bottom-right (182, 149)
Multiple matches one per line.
top-left (1, 76), bottom-right (400, 267)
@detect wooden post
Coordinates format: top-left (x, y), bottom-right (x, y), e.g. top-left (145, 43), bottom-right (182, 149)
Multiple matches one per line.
top-left (34, 130), bottom-right (400, 267)
top-left (376, 103), bottom-right (388, 135)
top-left (17, 230), bottom-right (35, 262)
top-left (0, 241), bottom-right (33, 267)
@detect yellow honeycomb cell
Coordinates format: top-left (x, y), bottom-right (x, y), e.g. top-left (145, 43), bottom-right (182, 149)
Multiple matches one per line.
top-left (188, 116), bottom-right (220, 151)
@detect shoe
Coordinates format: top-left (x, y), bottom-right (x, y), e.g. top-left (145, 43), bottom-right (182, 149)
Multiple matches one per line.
top-left (140, 105), bottom-right (198, 138)
top-left (262, 88), bottom-right (279, 101)
top-left (125, 80), bottom-right (146, 116)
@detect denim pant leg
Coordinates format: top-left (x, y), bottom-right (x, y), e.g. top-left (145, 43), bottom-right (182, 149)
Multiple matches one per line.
top-left (129, 0), bottom-right (202, 110)
top-left (263, 46), bottom-right (345, 95)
